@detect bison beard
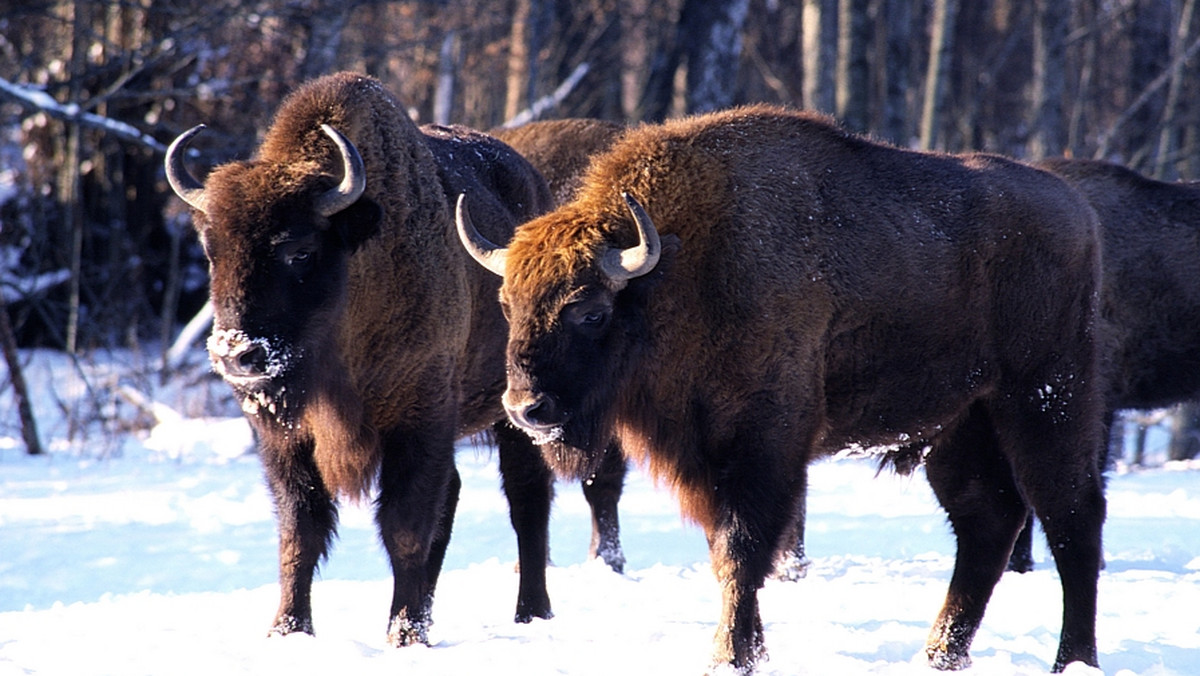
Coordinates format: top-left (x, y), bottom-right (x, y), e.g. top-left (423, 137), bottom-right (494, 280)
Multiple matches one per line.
top-left (460, 105), bottom-right (1106, 674)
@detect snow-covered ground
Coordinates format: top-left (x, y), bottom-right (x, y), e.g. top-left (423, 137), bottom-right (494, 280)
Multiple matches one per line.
top-left (1, 349), bottom-right (1198, 675)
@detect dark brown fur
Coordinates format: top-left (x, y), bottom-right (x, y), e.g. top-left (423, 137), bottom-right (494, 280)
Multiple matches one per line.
top-left (488, 105), bottom-right (1107, 673)
top-left (491, 119), bottom-right (626, 206)
top-left (176, 72), bottom-right (565, 644)
top-left (1039, 158), bottom-right (1200, 411)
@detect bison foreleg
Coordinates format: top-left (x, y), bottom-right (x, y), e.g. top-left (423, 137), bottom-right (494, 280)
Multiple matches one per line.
top-left (704, 456), bottom-right (794, 673)
top-left (494, 421), bottom-right (555, 622)
top-left (582, 443), bottom-right (626, 573)
top-left (375, 428), bottom-right (459, 647)
top-left (261, 438), bottom-right (338, 638)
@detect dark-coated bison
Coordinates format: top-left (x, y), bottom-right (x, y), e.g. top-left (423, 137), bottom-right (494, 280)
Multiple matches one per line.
top-left (491, 119), bottom-right (626, 206)
top-left (457, 105), bottom-right (1107, 673)
top-left (1002, 157), bottom-right (1200, 568)
top-left (165, 71), bottom-right (576, 645)
top-left (490, 118), bottom-right (629, 571)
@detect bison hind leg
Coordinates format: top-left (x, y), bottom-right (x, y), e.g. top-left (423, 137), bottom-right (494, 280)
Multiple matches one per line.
top-left (922, 406), bottom-right (1030, 670)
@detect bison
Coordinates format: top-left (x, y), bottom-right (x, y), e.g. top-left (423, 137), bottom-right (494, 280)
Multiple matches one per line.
top-left (490, 118), bottom-right (629, 570)
top-left (164, 71), bottom-right (597, 644)
top-left (491, 119), bottom-right (626, 206)
top-left (457, 105), bottom-right (1107, 673)
top-left (1000, 157), bottom-right (1200, 568)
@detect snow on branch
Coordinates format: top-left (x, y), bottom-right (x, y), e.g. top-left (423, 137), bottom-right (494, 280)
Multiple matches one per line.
top-left (0, 75), bottom-right (167, 154)
top-left (500, 62), bottom-right (590, 129)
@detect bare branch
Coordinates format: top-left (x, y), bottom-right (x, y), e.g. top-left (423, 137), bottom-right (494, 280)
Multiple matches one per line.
top-left (0, 75), bottom-right (167, 153)
top-left (499, 62), bottom-right (590, 129)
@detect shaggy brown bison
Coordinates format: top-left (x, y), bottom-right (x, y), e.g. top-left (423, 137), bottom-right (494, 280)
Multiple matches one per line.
top-left (458, 105), bottom-right (1107, 673)
top-left (490, 118), bottom-right (629, 571)
top-left (165, 71), bottom-right (577, 645)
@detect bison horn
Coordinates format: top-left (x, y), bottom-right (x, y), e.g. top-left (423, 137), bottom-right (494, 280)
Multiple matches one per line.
top-left (313, 124), bottom-right (367, 217)
top-left (601, 192), bottom-right (661, 282)
top-left (455, 193), bottom-right (509, 277)
top-left (165, 124), bottom-right (210, 214)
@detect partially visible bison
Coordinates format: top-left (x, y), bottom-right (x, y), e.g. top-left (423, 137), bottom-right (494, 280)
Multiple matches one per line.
top-left (491, 119), bottom-right (626, 205)
top-left (1001, 157), bottom-right (1200, 568)
top-left (458, 105), bottom-right (1107, 673)
top-left (491, 118), bottom-right (629, 570)
top-left (1038, 157), bottom-right (1200, 414)
top-left (164, 71), bottom-right (585, 644)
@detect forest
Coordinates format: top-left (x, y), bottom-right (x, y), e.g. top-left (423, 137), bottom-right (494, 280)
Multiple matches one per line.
top-left (2, 0), bottom-right (1200, 461)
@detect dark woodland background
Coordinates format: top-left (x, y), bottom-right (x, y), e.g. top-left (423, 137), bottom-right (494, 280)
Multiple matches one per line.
top-left (3, 0), bottom-right (1200, 461)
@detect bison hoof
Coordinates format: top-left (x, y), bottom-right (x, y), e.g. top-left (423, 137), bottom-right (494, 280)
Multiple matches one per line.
top-left (268, 614), bottom-right (314, 637)
top-left (595, 545), bottom-right (626, 574)
top-left (1006, 551), bottom-right (1035, 574)
top-left (926, 645), bottom-right (972, 671)
top-left (387, 614), bottom-right (430, 647)
top-left (707, 645), bottom-right (767, 675)
top-left (771, 552), bottom-right (811, 582)
top-left (514, 607), bottom-right (554, 624)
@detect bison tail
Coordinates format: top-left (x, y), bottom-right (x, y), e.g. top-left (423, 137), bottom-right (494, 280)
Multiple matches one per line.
top-left (874, 443), bottom-right (931, 477)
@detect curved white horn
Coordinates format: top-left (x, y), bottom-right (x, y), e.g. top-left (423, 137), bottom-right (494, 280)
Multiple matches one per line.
top-left (313, 124), bottom-right (366, 217)
top-left (164, 124), bottom-right (210, 213)
top-left (455, 193), bottom-right (509, 276)
top-left (601, 192), bottom-right (661, 282)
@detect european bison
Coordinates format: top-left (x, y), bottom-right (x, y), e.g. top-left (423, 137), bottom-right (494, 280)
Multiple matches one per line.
top-left (457, 105), bottom-right (1107, 673)
top-left (490, 118), bottom-right (629, 571)
top-left (491, 119), bottom-right (626, 206)
top-left (165, 71), bottom-right (576, 644)
top-left (1002, 157), bottom-right (1200, 568)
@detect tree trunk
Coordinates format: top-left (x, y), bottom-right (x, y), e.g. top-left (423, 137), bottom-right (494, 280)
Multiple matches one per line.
top-left (1029, 0), bottom-right (1067, 159)
top-left (802, 0), bottom-right (838, 114)
top-left (434, 31), bottom-right (458, 125)
top-left (881, 0), bottom-right (914, 146)
top-left (836, 0), bottom-right (869, 132)
top-left (1154, 0), bottom-right (1197, 179)
top-left (297, 2), bottom-right (351, 83)
top-left (919, 0), bottom-right (958, 151)
top-left (1169, 403), bottom-right (1200, 462)
top-left (636, 2), bottom-right (684, 122)
top-left (1127, 0), bottom-right (1171, 168)
top-left (681, 0), bottom-right (750, 114)
top-left (506, 0), bottom-right (537, 122)
top-left (0, 293), bottom-right (43, 456)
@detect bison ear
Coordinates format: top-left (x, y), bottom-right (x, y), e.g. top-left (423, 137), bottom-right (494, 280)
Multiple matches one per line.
top-left (328, 196), bottom-right (383, 253)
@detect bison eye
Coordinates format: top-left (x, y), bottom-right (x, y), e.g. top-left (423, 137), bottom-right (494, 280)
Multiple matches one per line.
top-left (564, 299), bottom-right (611, 334)
top-left (287, 249), bottom-right (312, 266)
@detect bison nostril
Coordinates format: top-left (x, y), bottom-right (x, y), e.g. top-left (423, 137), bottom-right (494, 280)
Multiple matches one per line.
top-left (226, 344), bottom-right (269, 378)
top-left (521, 395), bottom-right (561, 428)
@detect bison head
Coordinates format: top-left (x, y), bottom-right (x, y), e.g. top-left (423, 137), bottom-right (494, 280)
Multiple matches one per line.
top-left (457, 192), bottom-right (671, 457)
top-left (166, 124), bottom-right (381, 419)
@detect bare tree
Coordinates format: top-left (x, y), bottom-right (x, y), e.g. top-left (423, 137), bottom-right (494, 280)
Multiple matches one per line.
top-left (836, 0), bottom-right (869, 132)
top-left (919, 0), bottom-right (958, 150)
top-left (880, 0), bottom-right (915, 146)
top-left (802, 0), bottom-right (838, 114)
top-left (0, 292), bottom-right (42, 455)
top-left (682, 0), bottom-right (750, 114)
top-left (1029, 0), bottom-right (1068, 159)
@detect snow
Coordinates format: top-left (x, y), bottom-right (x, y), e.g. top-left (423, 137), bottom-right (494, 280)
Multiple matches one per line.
top-left (2, 350), bottom-right (1199, 675)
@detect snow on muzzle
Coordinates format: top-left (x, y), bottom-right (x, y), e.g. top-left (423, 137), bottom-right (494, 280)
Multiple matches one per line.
top-left (207, 328), bottom-right (293, 385)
